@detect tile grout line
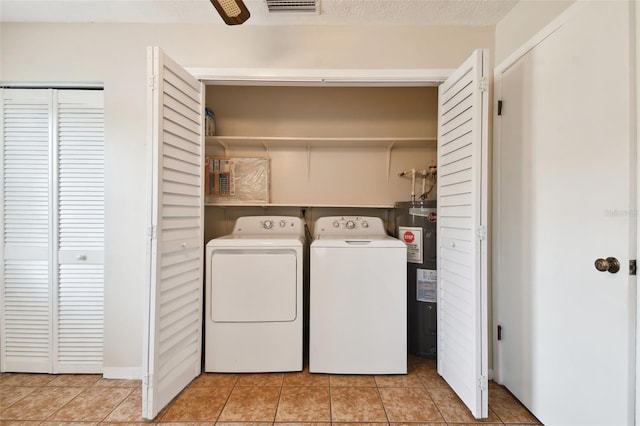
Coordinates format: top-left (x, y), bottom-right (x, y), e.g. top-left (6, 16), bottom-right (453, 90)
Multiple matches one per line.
top-left (423, 380), bottom-right (448, 425)
top-left (268, 373), bottom-right (284, 423)
top-left (489, 392), bottom-right (507, 426)
top-left (327, 374), bottom-right (333, 423)
top-left (215, 374), bottom-right (238, 423)
top-left (42, 384), bottom-right (88, 423)
top-left (374, 377), bottom-right (390, 424)
top-left (489, 405), bottom-right (507, 426)
top-left (99, 383), bottom-right (136, 423)
top-left (0, 384), bottom-right (39, 415)
top-left (44, 379), bottom-right (136, 424)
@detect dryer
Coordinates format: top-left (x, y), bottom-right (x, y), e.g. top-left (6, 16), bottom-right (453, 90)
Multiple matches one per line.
top-left (205, 216), bottom-right (305, 372)
top-left (310, 216), bottom-right (407, 374)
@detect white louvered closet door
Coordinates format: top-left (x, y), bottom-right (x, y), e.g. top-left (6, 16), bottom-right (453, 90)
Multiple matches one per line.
top-left (1, 89), bottom-right (53, 373)
top-left (436, 49), bottom-right (489, 419)
top-left (0, 88), bottom-right (104, 374)
top-left (143, 47), bottom-right (204, 420)
top-left (55, 90), bottom-right (104, 373)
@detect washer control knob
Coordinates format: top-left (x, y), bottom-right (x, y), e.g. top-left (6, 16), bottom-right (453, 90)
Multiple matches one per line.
top-left (333, 221), bottom-right (340, 228)
top-left (279, 220), bottom-right (287, 228)
top-left (361, 220), bottom-right (369, 228)
top-left (345, 220), bottom-right (356, 230)
top-left (263, 220), bottom-right (273, 230)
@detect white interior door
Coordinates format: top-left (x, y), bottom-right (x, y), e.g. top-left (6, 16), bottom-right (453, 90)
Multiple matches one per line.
top-left (0, 89), bottom-right (53, 373)
top-left (494, 2), bottom-right (635, 425)
top-left (143, 46), bottom-right (205, 420)
top-left (436, 48), bottom-right (489, 419)
top-left (54, 89), bottom-right (105, 373)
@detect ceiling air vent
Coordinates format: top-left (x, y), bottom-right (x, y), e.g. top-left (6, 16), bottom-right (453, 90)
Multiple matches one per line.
top-left (266, 0), bottom-right (319, 13)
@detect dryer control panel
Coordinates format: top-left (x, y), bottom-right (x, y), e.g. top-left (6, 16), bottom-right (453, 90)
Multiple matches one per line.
top-left (313, 216), bottom-right (387, 238)
top-left (232, 216), bottom-right (305, 236)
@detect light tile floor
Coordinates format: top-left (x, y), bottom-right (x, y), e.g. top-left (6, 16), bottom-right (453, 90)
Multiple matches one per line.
top-left (0, 356), bottom-right (541, 425)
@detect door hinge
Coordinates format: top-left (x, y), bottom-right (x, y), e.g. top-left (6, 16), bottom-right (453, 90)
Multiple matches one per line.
top-left (497, 325), bottom-right (502, 341)
top-left (630, 259), bottom-right (637, 276)
top-left (478, 375), bottom-right (488, 391)
top-left (479, 77), bottom-right (488, 93)
top-left (143, 374), bottom-right (153, 387)
top-left (477, 226), bottom-right (487, 241)
top-left (497, 100), bottom-right (503, 116)
top-left (148, 226), bottom-right (157, 239)
top-left (148, 75), bottom-right (158, 90)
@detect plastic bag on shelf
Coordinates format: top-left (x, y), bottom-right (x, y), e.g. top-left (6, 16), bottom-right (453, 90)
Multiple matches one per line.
top-left (205, 157), bottom-right (269, 204)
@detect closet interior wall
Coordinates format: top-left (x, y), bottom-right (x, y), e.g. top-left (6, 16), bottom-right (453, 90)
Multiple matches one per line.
top-left (203, 85), bottom-right (439, 238)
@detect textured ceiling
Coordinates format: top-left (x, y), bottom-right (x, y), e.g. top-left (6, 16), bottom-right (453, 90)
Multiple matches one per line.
top-left (0, 0), bottom-right (518, 25)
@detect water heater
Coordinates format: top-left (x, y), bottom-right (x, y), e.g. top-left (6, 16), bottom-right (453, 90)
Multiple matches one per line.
top-left (395, 200), bottom-right (437, 358)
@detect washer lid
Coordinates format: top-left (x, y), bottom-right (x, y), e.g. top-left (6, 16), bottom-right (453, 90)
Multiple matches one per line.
top-left (311, 235), bottom-right (406, 248)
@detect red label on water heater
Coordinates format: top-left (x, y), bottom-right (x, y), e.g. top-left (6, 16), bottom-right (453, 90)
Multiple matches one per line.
top-left (399, 226), bottom-right (423, 264)
top-left (427, 212), bottom-right (437, 222)
top-left (403, 231), bottom-right (415, 243)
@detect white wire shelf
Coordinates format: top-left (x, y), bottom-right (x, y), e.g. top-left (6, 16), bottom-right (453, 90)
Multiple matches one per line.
top-left (206, 135), bottom-right (436, 150)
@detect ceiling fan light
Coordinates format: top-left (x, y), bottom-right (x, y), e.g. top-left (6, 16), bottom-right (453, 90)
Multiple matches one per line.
top-left (210, 0), bottom-right (251, 25)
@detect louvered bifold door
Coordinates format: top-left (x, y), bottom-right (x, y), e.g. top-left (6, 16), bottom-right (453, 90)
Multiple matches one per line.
top-left (54, 90), bottom-right (104, 373)
top-left (436, 49), bottom-right (489, 418)
top-left (0, 89), bottom-right (53, 373)
top-left (143, 47), bottom-right (204, 420)
top-left (1, 88), bottom-right (105, 374)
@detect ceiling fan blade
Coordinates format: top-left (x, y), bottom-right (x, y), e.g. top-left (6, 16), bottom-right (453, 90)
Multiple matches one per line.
top-left (210, 0), bottom-right (251, 25)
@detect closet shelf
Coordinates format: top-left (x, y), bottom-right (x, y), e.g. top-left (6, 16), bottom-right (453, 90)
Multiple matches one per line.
top-left (206, 136), bottom-right (436, 150)
top-left (205, 136), bottom-right (436, 183)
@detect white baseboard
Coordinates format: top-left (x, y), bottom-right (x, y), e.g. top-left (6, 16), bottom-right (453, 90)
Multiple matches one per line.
top-left (102, 366), bottom-right (142, 380)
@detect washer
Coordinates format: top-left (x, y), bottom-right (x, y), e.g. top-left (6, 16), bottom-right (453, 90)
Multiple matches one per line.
top-left (205, 216), bottom-right (304, 372)
top-left (310, 216), bottom-right (407, 374)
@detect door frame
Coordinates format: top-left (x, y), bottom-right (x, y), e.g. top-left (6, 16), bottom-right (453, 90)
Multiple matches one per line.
top-left (186, 68), bottom-right (453, 87)
top-left (491, 0), bottom-right (638, 421)
top-left (187, 64), bottom-right (492, 372)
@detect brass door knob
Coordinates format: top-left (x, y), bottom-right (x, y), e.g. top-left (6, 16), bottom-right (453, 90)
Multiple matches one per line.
top-left (595, 257), bottom-right (620, 273)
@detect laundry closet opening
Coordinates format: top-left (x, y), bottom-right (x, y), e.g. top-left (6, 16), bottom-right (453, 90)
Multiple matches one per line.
top-left (202, 83), bottom-right (440, 366)
top-left (145, 48), bottom-right (487, 419)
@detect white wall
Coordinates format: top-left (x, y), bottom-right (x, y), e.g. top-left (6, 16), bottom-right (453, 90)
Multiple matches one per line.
top-left (0, 22), bottom-right (493, 377)
top-left (494, 0), bottom-right (575, 65)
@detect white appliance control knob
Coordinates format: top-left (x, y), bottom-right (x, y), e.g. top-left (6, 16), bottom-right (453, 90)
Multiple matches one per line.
top-left (263, 220), bottom-right (273, 229)
top-left (345, 220), bottom-right (356, 230)
top-left (361, 220), bottom-right (369, 228)
top-left (279, 220), bottom-right (286, 228)
top-left (333, 221), bottom-right (340, 228)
